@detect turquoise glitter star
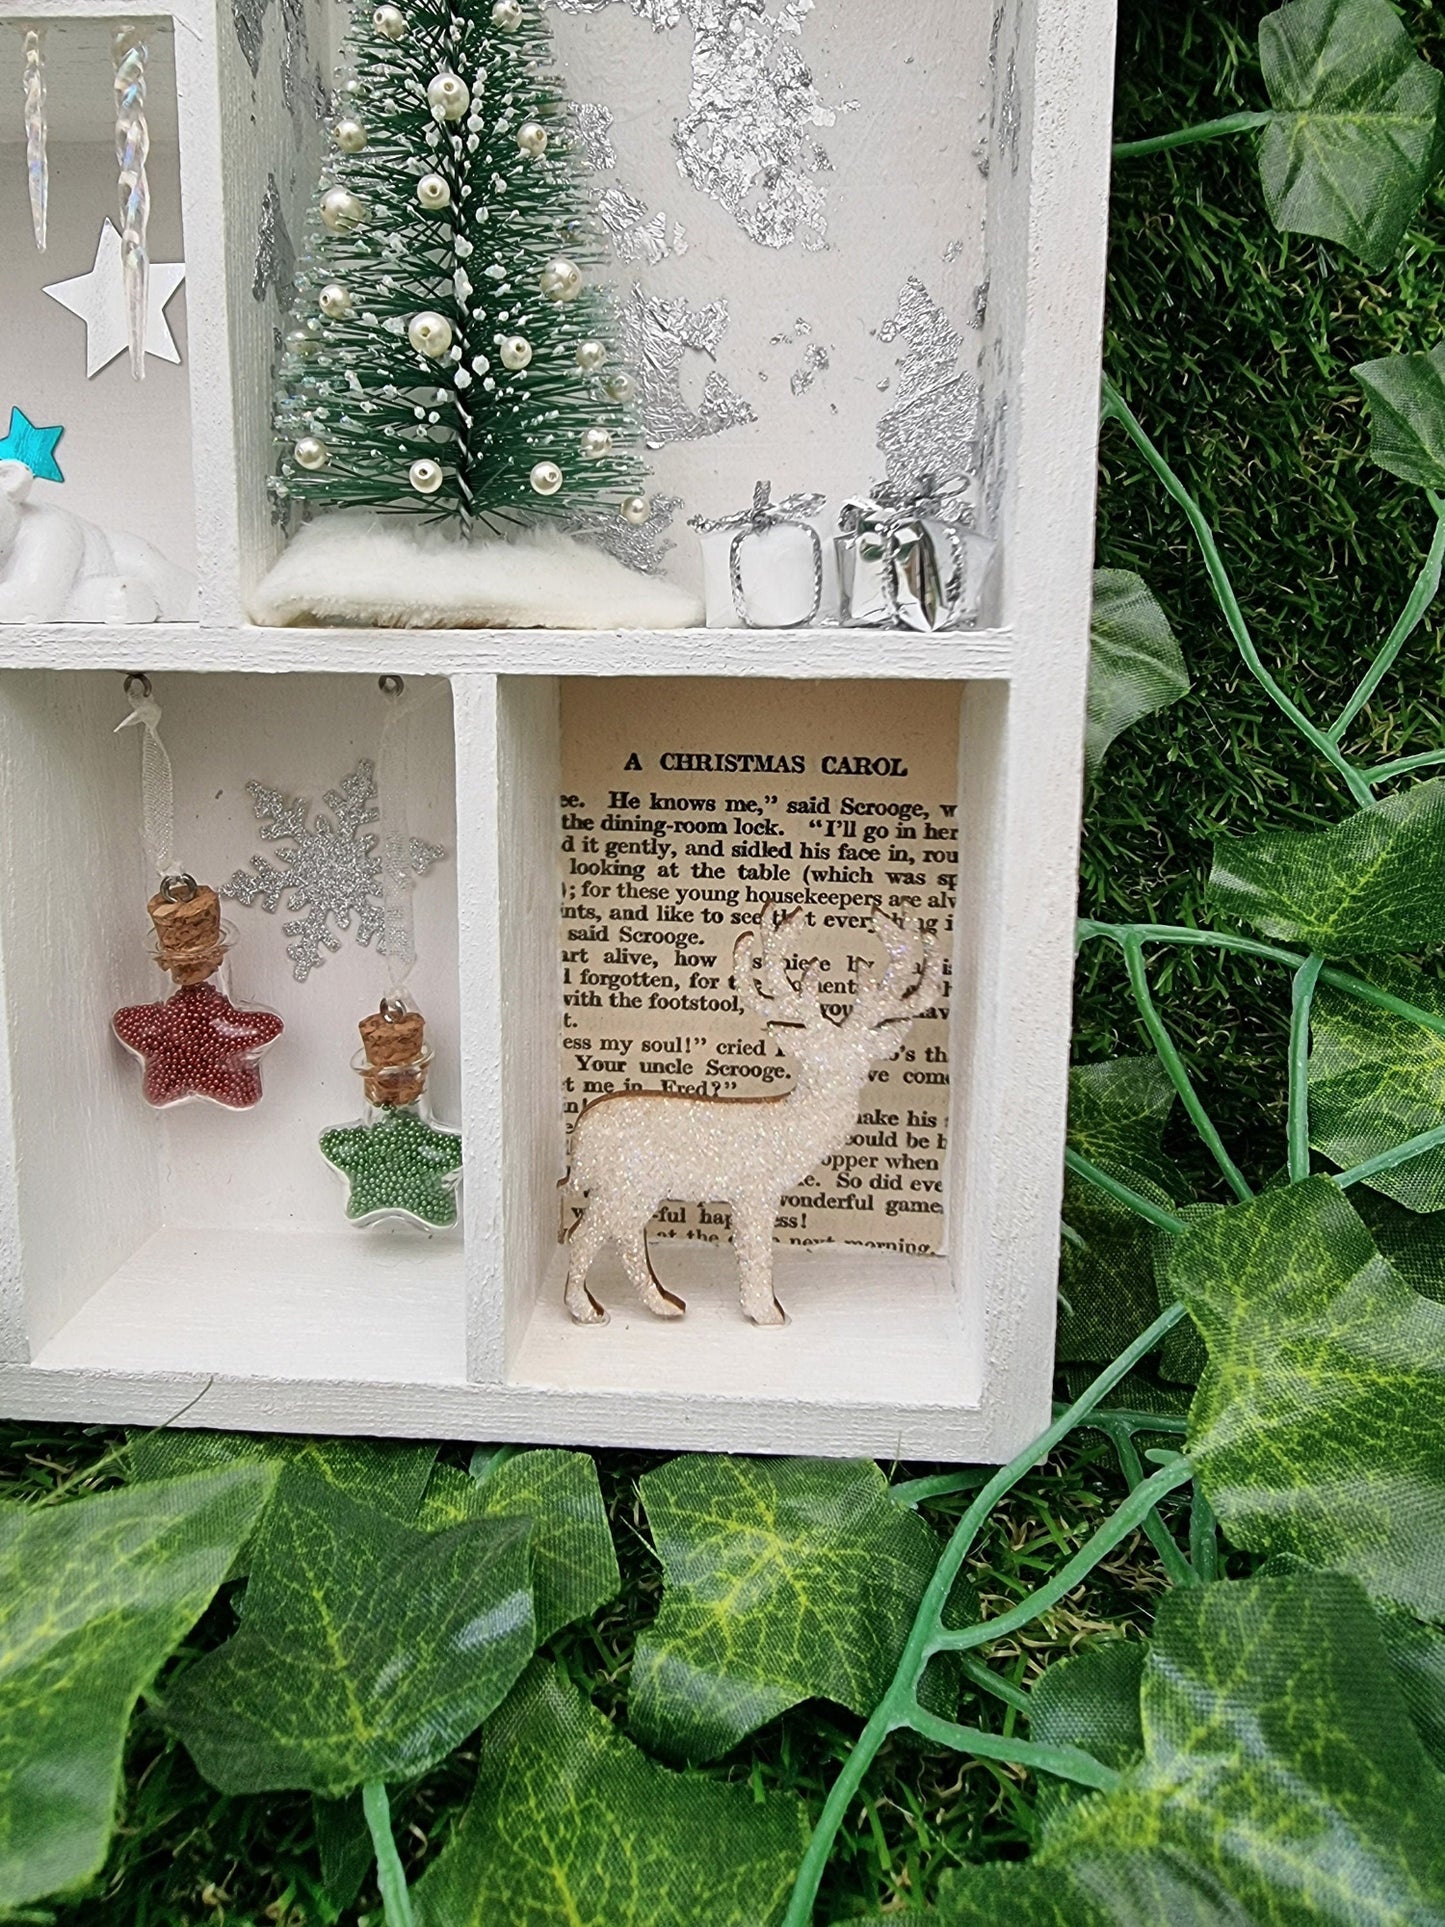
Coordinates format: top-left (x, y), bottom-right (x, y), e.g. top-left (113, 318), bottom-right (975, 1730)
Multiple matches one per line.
top-left (0, 407), bottom-right (64, 482)
top-left (319, 1107), bottom-right (463, 1228)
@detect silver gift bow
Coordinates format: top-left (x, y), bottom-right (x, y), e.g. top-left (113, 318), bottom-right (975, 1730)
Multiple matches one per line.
top-left (691, 480), bottom-right (827, 627)
top-left (838, 473), bottom-right (968, 632)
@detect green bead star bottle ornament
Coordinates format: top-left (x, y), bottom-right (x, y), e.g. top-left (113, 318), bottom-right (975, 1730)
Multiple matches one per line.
top-left (320, 1000), bottom-right (462, 1229)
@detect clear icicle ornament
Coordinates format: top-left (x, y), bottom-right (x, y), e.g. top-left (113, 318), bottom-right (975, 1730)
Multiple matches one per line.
top-left (22, 27), bottom-right (46, 250)
top-left (112, 24), bottom-right (149, 379)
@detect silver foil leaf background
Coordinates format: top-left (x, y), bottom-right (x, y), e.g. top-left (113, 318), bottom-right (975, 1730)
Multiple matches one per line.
top-left (790, 343), bottom-right (829, 396)
top-left (573, 100), bottom-right (686, 261)
top-left (552, 0), bottom-right (844, 250)
top-left (253, 173), bottom-right (296, 306)
top-left (571, 100), bottom-right (618, 172)
top-left (567, 490), bottom-right (683, 573)
top-left (232, 0), bottom-right (270, 76)
top-left (618, 285), bottom-right (756, 448)
top-left (876, 278), bottom-right (981, 521)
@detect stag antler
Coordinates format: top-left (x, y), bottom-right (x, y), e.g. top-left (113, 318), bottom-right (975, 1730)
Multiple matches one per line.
top-left (733, 903), bottom-right (827, 1028)
top-left (845, 912), bottom-right (946, 1032)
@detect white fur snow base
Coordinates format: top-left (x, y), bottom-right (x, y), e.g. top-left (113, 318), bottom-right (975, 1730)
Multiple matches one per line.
top-left (248, 511), bottom-right (703, 630)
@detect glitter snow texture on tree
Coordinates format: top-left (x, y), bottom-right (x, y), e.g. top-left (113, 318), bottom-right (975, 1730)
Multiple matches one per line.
top-left (272, 0), bottom-right (644, 528)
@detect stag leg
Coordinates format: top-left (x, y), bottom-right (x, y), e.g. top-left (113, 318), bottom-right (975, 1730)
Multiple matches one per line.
top-left (618, 1223), bottom-right (686, 1319)
top-left (563, 1204), bottom-right (611, 1325)
top-left (733, 1198), bottom-right (786, 1326)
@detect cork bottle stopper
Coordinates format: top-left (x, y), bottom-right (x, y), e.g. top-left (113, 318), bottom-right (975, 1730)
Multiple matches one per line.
top-left (359, 1006), bottom-right (428, 1107)
top-left (149, 881), bottom-right (225, 986)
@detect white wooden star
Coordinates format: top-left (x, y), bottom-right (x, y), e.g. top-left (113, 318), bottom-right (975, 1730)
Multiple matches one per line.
top-left (42, 220), bottom-right (186, 378)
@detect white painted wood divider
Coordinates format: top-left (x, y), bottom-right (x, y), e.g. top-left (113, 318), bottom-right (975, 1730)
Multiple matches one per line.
top-left (0, 0), bottom-right (1117, 1457)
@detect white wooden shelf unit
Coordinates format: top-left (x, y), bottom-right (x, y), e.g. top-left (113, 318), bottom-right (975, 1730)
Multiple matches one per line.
top-left (0, 0), bottom-right (1116, 1458)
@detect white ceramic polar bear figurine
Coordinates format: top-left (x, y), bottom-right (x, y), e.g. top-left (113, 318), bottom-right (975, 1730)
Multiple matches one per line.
top-left (0, 459), bottom-right (197, 623)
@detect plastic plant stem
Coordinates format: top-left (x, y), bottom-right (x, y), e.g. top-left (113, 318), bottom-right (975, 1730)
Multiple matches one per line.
top-left (1330, 491), bottom-right (1445, 745)
top-left (1079, 921), bottom-right (1445, 1047)
top-left (904, 1709), bottom-right (1124, 1792)
top-left (1189, 1484), bottom-right (1218, 1584)
top-left (932, 1460), bottom-right (1197, 1655)
top-left (1090, 1414), bottom-right (1198, 1588)
top-left (1121, 931), bottom-right (1253, 1201)
top-left (1058, 1404), bottom-right (1188, 1436)
top-left (957, 1654), bottom-right (1033, 1714)
top-left (779, 1301), bottom-right (1188, 1927)
top-left (1334, 1119), bottom-right (1445, 1189)
top-left (1064, 1150), bottom-right (1191, 1234)
top-left (1288, 954), bottom-right (1324, 1183)
top-left (890, 1467), bottom-right (992, 1506)
top-left (1100, 377), bottom-right (1374, 806)
top-left (362, 1782), bottom-right (414, 1927)
top-left (1112, 109), bottom-right (1272, 158)
top-left (1369, 747), bottom-right (1445, 781)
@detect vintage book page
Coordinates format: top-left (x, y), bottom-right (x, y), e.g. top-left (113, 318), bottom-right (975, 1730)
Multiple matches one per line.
top-left (559, 678), bottom-right (958, 1255)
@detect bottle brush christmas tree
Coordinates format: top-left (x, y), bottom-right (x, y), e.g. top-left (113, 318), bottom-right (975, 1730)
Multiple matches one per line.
top-left (255, 0), bottom-right (696, 627)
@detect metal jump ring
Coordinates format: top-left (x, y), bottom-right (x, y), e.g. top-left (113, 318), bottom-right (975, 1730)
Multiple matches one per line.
top-left (379, 993), bottom-right (409, 1022)
top-left (159, 872), bottom-right (198, 903)
top-left (378, 674), bottom-right (405, 696)
top-left (124, 671), bottom-right (153, 699)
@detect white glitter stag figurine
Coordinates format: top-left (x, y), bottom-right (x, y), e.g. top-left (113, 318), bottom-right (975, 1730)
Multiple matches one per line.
top-left (563, 905), bottom-right (945, 1326)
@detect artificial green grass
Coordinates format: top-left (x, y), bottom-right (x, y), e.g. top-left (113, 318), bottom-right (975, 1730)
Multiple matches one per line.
top-left (5, 0), bottom-right (1438, 1918)
top-left (1085, 0), bottom-right (1445, 1197)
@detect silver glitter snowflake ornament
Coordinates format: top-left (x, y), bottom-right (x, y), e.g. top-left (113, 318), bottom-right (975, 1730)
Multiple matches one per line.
top-left (222, 758), bottom-right (446, 981)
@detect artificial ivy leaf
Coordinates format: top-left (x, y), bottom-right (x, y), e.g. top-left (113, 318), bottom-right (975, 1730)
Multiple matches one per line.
top-left (1354, 341), bottom-right (1445, 486)
top-left (413, 1664), bottom-right (807, 1927)
top-left (1028, 1642), bottom-right (1144, 1841)
top-left (1059, 1060), bottom-right (1183, 1367)
top-left (1257, 0), bottom-right (1442, 269)
top-left (1057, 1185), bottom-right (1164, 1365)
top-left (629, 1456), bottom-right (944, 1763)
top-left (161, 1472), bottom-right (535, 1795)
top-left (1168, 1177), bottom-right (1445, 1616)
top-left (1066, 1057), bottom-right (1178, 1193)
top-left (126, 1430), bottom-right (437, 1524)
top-left (1309, 964), bottom-right (1445, 1209)
top-left (1382, 1609), bottom-right (1445, 1771)
top-left (1210, 776), bottom-right (1445, 954)
top-left (1354, 1188), bottom-right (1445, 1300)
top-left (0, 1465), bottom-right (275, 1912)
top-left (313, 1791), bottom-right (372, 1915)
top-left (418, 1448), bottom-right (620, 1639)
top-left (858, 1571), bottom-right (1445, 1925)
top-left (1085, 570), bottom-right (1190, 778)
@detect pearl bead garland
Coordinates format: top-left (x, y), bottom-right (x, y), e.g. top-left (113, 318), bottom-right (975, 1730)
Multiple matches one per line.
top-left (295, 436), bottom-right (330, 470)
top-left (407, 311), bottom-right (453, 357)
top-left (427, 72), bottom-right (469, 120)
top-left (334, 116), bottom-right (367, 153)
top-left (580, 426), bottom-right (612, 460)
top-left (318, 283), bottom-right (353, 319)
top-left (498, 334), bottom-right (533, 370)
top-left (621, 494), bottom-right (650, 525)
top-left (539, 257), bottom-right (582, 303)
top-left (416, 172), bottom-right (451, 211)
top-left (320, 186), bottom-right (367, 233)
top-left (491, 0), bottom-right (522, 26)
top-left (604, 370), bottom-right (635, 402)
top-left (516, 120), bottom-right (548, 159)
top-left (530, 460), bottom-right (563, 496)
top-left (372, 3), bottom-right (405, 37)
top-left (575, 338), bottom-right (607, 374)
top-left (409, 458), bottom-right (444, 495)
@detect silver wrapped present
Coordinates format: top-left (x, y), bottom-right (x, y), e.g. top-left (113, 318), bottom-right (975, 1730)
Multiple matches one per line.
top-left (691, 480), bottom-right (837, 628)
top-left (836, 476), bottom-right (995, 632)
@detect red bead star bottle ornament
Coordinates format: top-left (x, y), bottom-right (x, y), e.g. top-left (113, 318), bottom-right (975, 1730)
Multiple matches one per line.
top-left (113, 875), bottom-right (284, 1109)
